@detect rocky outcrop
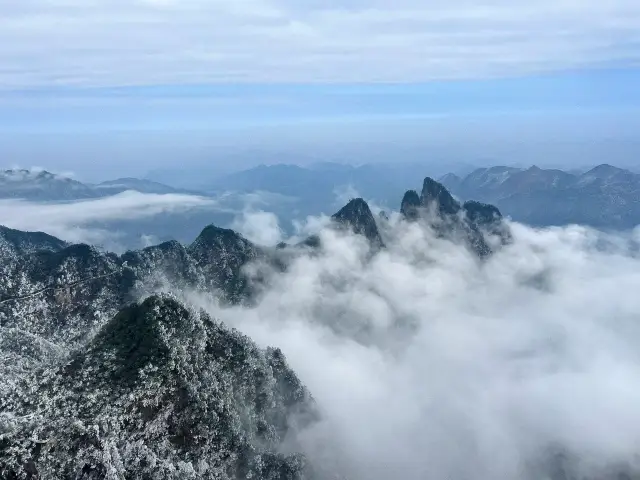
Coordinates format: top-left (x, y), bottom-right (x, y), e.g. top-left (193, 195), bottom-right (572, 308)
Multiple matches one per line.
top-left (400, 190), bottom-right (421, 221)
top-left (188, 225), bottom-right (264, 304)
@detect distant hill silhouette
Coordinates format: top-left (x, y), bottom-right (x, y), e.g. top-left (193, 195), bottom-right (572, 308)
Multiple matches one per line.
top-left (441, 164), bottom-right (640, 229)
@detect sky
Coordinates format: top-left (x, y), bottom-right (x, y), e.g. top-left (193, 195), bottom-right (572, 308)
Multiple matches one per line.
top-left (1, 0), bottom-right (640, 179)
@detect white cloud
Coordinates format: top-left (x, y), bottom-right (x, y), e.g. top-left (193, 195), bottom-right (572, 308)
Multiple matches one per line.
top-left (231, 209), bottom-right (284, 246)
top-left (188, 216), bottom-right (640, 479)
top-left (1, 0), bottom-right (639, 87)
top-left (0, 191), bottom-right (217, 247)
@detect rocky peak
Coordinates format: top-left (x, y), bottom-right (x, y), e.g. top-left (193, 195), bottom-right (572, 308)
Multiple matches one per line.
top-left (399, 177), bottom-right (510, 256)
top-left (400, 189), bottom-right (421, 221)
top-left (332, 198), bottom-right (384, 248)
top-left (462, 200), bottom-right (503, 227)
top-left (463, 200), bottom-right (511, 248)
top-left (188, 225), bottom-right (262, 304)
top-left (190, 225), bottom-right (253, 254)
top-left (420, 177), bottom-right (462, 216)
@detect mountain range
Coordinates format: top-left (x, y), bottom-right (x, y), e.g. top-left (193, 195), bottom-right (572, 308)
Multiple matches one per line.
top-left (3, 163), bottom-right (640, 247)
top-left (0, 177), bottom-right (510, 479)
top-left (0, 169), bottom-right (201, 201)
top-left (440, 164), bottom-right (640, 229)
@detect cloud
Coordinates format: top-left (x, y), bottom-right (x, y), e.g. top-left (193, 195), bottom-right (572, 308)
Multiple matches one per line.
top-left (1, 0), bottom-right (640, 87)
top-left (189, 216), bottom-right (640, 479)
top-left (0, 191), bottom-right (218, 249)
top-left (231, 209), bottom-right (284, 246)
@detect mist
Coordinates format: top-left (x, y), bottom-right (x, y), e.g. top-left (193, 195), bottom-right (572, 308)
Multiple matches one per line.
top-left (188, 212), bottom-right (640, 480)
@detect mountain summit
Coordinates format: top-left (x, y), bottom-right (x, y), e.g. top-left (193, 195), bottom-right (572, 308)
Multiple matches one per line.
top-left (420, 177), bottom-right (462, 216)
top-left (401, 177), bottom-right (510, 256)
top-left (331, 198), bottom-right (384, 248)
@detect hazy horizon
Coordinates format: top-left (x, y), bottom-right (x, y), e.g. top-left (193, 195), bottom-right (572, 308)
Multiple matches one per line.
top-left (3, 2), bottom-right (640, 181)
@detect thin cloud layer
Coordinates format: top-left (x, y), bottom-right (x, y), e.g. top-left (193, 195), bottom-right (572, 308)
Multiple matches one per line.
top-left (196, 216), bottom-right (640, 479)
top-left (1, 0), bottom-right (640, 87)
top-left (231, 210), bottom-right (284, 246)
top-left (0, 191), bottom-right (218, 248)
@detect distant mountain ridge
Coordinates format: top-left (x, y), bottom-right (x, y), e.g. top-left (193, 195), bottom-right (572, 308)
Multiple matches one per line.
top-left (0, 169), bottom-right (201, 201)
top-left (441, 164), bottom-right (640, 229)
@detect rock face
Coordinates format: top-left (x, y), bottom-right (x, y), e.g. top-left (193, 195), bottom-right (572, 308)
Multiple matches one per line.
top-left (401, 177), bottom-right (510, 256)
top-left (400, 190), bottom-right (421, 222)
top-left (331, 198), bottom-right (384, 249)
top-left (0, 295), bottom-right (316, 480)
top-left (420, 177), bottom-right (462, 216)
top-left (188, 226), bottom-right (264, 304)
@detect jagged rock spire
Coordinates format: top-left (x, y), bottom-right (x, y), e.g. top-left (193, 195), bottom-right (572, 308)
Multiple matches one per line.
top-left (331, 198), bottom-right (384, 248)
top-left (400, 190), bottom-right (421, 221)
top-left (400, 176), bottom-right (510, 256)
top-left (420, 177), bottom-right (462, 216)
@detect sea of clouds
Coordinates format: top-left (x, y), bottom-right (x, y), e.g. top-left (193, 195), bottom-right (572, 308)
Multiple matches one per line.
top-left (200, 211), bottom-right (640, 480)
top-left (3, 186), bottom-right (640, 479)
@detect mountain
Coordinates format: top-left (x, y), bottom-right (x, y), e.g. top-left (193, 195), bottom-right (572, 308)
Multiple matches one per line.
top-left (0, 169), bottom-right (96, 201)
top-left (0, 176), bottom-right (504, 350)
top-left (93, 177), bottom-right (202, 196)
top-left (331, 198), bottom-right (385, 249)
top-left (0, 226), bottom-right (267, 355)
top-left (401, 177), bottom-right (511, 256)
top-left (0, 225), bottom-right (69, 257)
top-left (0, 169), bottom-right (196, 201)
top-left (1, 295), bottom-right (316, 479)
top-left (441, 164), bottom-right (640, 229)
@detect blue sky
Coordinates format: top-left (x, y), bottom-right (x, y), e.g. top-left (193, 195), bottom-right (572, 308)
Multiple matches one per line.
top-left (1, 1), bottom-right (640, 179)
top-left (2, 69), bottom-right (640, 132)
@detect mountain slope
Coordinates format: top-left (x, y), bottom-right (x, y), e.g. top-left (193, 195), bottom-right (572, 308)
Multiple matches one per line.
top-left (0, 225), bottom-right (69, 257)
top-left (0, 295), bottom-right (316, 480)
top-left (0, 224), bottom-right (264, 356)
